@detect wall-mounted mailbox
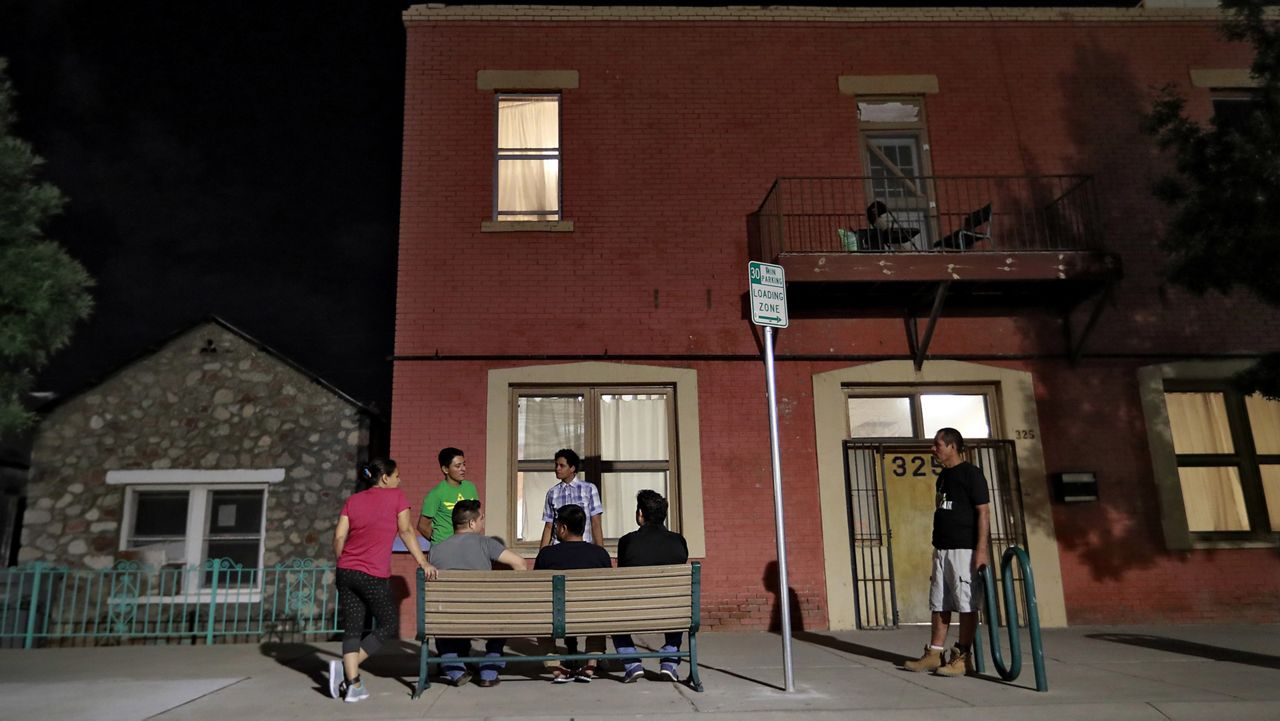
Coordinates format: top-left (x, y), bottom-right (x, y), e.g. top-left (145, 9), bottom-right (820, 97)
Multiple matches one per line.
top-left (1053, 471), bottom-right (1098, 503)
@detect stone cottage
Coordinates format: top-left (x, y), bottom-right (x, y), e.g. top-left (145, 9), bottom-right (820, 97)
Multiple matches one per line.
top-left (18, 317), bottom-right (379, 576)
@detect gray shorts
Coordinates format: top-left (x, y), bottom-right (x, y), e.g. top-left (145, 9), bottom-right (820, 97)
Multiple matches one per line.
top-left (929, 548), bottom-right (983, 613)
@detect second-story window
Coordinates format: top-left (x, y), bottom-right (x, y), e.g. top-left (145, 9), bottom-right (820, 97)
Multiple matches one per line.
top-left (496, 93), bottom-right (561, 221)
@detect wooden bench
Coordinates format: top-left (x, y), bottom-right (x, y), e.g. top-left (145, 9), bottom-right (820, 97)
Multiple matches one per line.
top-left (413, 562), bottom-right (702, 696)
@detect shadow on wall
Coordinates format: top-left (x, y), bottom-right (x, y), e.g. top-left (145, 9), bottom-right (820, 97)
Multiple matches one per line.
top-left (1007, 37), bottom-right (1191, 585)
top-left (762, 560), bottom-right (805, 635)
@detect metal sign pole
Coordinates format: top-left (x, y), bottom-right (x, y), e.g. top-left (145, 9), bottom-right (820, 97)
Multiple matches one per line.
top-left (763, 325), bottom-right (795, 692)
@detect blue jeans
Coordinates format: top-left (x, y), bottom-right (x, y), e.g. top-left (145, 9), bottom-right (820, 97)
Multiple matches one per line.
top-left (612, 632), bottom-right (683, 665)
top-left (436, 638), bottom-right (506, 675)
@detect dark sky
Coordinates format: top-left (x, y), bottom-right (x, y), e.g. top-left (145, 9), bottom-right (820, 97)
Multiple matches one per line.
top-left (0, 1), bottom-right (408, 412)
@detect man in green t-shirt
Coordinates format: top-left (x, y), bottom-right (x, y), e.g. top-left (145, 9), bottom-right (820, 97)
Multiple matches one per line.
top-left (417, 447), bottom-right (480, 547)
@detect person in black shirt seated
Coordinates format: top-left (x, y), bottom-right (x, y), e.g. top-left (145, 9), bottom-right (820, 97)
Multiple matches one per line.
top-left (613, 490), bottom-right (690, 683)
top-left (534, 504), bottom-right (612, 682)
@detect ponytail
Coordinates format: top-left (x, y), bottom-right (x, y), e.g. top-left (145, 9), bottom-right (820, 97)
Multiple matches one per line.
top-left (357, 458), bottom-right (397, 492)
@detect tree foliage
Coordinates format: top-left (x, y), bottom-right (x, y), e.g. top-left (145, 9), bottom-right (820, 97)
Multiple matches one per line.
top-left (0, 58), bottom-right (94, 435)
top-left (1144, 0), bottom-right (1280, 399)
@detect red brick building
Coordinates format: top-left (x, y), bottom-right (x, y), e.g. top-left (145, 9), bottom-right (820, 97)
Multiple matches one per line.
top-left (391, 3), bottom-right (1280, 632)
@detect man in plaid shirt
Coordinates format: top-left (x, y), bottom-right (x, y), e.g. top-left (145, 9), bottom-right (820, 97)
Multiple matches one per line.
top-left (539, 448), bottom-right (604, 547)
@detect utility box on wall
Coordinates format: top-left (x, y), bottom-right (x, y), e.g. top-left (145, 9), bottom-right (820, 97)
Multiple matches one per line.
top-left (1053, 472), bottom-right (1099, 503)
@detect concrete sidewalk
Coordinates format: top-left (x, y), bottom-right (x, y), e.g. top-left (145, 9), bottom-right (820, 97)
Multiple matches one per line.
top-left (1, 625), bottom-right (1278, 721)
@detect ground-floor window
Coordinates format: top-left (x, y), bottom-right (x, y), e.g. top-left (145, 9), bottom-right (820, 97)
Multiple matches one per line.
top-left (122, 485), bottom-right (267, 589)
top-left (1163, 383), bottom-right (1280, 536)
top-left (513, 386), bottom-right (677, 544)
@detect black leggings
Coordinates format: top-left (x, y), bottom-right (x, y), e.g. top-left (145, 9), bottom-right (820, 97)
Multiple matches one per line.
top-left (336, 568), bottom-right (398, 656)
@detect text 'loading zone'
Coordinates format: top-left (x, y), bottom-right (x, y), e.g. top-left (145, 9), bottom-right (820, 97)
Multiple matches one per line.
top-left (749, 261), bottom-right (789, 328)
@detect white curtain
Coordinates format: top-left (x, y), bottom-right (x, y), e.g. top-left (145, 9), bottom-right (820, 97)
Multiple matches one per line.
top-left (498, 97), bottom-right (559, 219)
top-left (517, 396), bottom-right (583, 461)
top-left (1166, 392), bottom-right (1234, 454)
top-left (1178, 466), bottom-right (1250, 532)
top-left (600, 394), bottom-right (669, 537)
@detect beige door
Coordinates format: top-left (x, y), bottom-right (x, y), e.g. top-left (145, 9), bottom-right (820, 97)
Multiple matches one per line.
top-left (883, 450), bottom-right (942, 624)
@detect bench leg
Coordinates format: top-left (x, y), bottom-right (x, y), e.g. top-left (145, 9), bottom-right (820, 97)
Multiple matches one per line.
top-left (414, 639), bottom-right (431, 698)
top-left (687, 631), bottom-right (704, 692)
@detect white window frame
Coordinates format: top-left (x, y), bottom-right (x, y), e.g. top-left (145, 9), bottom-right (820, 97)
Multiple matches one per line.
top-left (109, 469), bottom-right (282, 602)
top-left (494, 92), bottom-right (562, 221)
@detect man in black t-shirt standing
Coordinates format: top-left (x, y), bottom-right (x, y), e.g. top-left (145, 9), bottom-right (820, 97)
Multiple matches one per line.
top-left (903, 427), bottom-right (990, 677)
top-left (534, 504), bottom-right (612, 683)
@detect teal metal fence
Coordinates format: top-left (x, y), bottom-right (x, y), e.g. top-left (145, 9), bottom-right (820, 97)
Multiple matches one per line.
top-left (0, 558), bottom-right (340, 648)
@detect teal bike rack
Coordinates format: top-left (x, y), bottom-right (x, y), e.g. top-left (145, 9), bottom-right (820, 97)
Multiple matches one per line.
top-left (972, 546), bottom-right (1048, 692)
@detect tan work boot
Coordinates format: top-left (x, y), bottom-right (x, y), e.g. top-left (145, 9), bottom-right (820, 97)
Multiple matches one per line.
top-left (934, 645), bottom-right (975, 677)
top-left (902, 645), bottom-right (944, 673)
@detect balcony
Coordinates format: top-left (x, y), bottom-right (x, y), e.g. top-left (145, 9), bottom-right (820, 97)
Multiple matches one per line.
top-left (747, 176), bottom-right (1122, 364)
top-left (749, 175), bottom-right (1119, 286)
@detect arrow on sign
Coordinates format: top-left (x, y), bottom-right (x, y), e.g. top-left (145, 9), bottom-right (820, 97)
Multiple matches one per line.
top-left (757, 315), bottom-right (782, 323)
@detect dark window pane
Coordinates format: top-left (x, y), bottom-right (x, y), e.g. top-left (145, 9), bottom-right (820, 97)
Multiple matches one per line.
top-left (207, 491), bottom-right (263, 535)
top-left (133, 492), bottom-right (189, 537)
top-left (1213, 97), bottom-right (1254, 134)
top-left (204, 540), bottom-right (261, 586)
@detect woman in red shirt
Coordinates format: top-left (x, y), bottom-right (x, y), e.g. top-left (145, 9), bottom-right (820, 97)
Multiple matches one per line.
top-left (329, 459), bottom-right (436, 703)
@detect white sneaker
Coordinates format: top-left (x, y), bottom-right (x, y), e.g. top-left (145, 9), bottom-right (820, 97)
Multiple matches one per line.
top-left (344, 681), bottom-right (370, 703)
top-left (328, 659), bottom-right (342, 699)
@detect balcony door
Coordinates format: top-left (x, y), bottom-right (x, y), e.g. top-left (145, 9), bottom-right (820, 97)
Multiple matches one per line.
top-left (858, 97), bottom-right (936, 249)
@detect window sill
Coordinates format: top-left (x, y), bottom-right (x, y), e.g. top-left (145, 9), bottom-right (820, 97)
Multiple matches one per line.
top-left (481, 220), bottom-right (574, 233)
top-left (1186, 537), bottom-right (1278, 550)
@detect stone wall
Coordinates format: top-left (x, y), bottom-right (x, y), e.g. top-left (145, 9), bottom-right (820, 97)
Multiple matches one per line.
top-left (20, 321), bottom-right (371, 569)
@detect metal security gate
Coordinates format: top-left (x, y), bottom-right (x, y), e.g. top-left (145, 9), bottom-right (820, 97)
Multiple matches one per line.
top-left (844, 440), bottom-right (1027, 629)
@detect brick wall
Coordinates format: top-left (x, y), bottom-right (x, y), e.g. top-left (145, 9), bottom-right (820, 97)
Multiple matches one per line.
top-left (394, 14), bottom-right (1280, 629)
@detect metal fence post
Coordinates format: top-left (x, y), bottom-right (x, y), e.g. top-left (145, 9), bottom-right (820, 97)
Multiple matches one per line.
top-left (24, 562), bottom-right (44, 650)
top-left (206, 560), bottom-right (219, 645)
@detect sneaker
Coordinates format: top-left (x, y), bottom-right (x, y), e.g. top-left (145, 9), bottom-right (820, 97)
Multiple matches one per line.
top-left (343, 681), bottom-right (370, 703)
top-left (444, 670), bottom-right (472, 687)
top-left (934, 646), bottom-right (975, 677)
top-left (903, 645), bottom-right (944, 673)
top-left (574, 665), bottom-right (595, 683)
top-left (659, 662), bottom-right (680, 682)
top-left (621, 663), bottom-right (644, 683)
top-left (327, 659), bottom-right (343, 699)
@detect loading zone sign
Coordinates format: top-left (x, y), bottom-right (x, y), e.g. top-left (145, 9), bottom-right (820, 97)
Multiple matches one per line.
top-left (749, 261), bottom-right (789, 328)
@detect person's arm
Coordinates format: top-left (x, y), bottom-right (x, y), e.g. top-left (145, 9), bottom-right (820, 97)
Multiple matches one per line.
top-left (333, 514), bottom-right (350, 560)
top-left (398, 508), bottom-right (438, 580)
top-left (418, 489), bottom-right (437, 541)
top-left (973, 504), bottom-right (991, 572)
top-left (590, 514), bottom-right (604, 548)
top-left (496, 548), bottom-right (527, 571)
top-left (539, 521), bottom-right (554, 548)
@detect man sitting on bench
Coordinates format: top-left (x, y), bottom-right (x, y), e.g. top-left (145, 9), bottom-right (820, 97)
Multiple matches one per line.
top-left (428, 500), bottom-right (527, 687)
top-left (613, 490), bottom-right (690, 683)
top-left (534, 504), bottom-right (613, 683)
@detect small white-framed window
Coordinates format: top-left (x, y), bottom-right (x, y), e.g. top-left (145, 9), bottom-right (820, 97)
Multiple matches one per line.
top-left (109, 469), bottom-right (282, 598)
top-left (845, 385), bottom-right (996, 440)
top-left (495, 93), bottom-right (561, 221)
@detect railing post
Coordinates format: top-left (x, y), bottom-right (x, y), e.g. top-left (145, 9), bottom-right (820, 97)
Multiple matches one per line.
top-left (206, 560), bottom-right (219, 645)
top-left (24, 562), bottom-right (44, 650)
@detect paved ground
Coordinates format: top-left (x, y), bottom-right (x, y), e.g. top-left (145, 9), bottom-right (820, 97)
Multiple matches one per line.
top-left (2, 625), bottom-right (1279, 721)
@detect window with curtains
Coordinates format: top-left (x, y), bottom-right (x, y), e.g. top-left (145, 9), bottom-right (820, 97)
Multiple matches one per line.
top-left (1164, 383), bottom-right (1280, 537)
top-left (495, 93), bottom-right (561, 221)
top-left (511, 387), bottom-right (677, 547)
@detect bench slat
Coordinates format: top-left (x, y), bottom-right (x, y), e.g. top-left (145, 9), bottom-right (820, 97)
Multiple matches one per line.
top-left (430, 566), bottom-right (691, 581)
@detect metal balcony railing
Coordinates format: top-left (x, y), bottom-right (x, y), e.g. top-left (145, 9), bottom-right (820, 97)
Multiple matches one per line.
top-left (750, 175), bottom-right (1102, 259)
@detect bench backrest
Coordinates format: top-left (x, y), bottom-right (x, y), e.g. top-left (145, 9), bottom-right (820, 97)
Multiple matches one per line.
top-left (416, 563), bottom-right (698, 639)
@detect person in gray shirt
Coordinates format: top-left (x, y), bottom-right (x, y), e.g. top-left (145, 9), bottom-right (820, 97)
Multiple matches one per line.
top-left (428, 500), bottom-right (525, 687)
